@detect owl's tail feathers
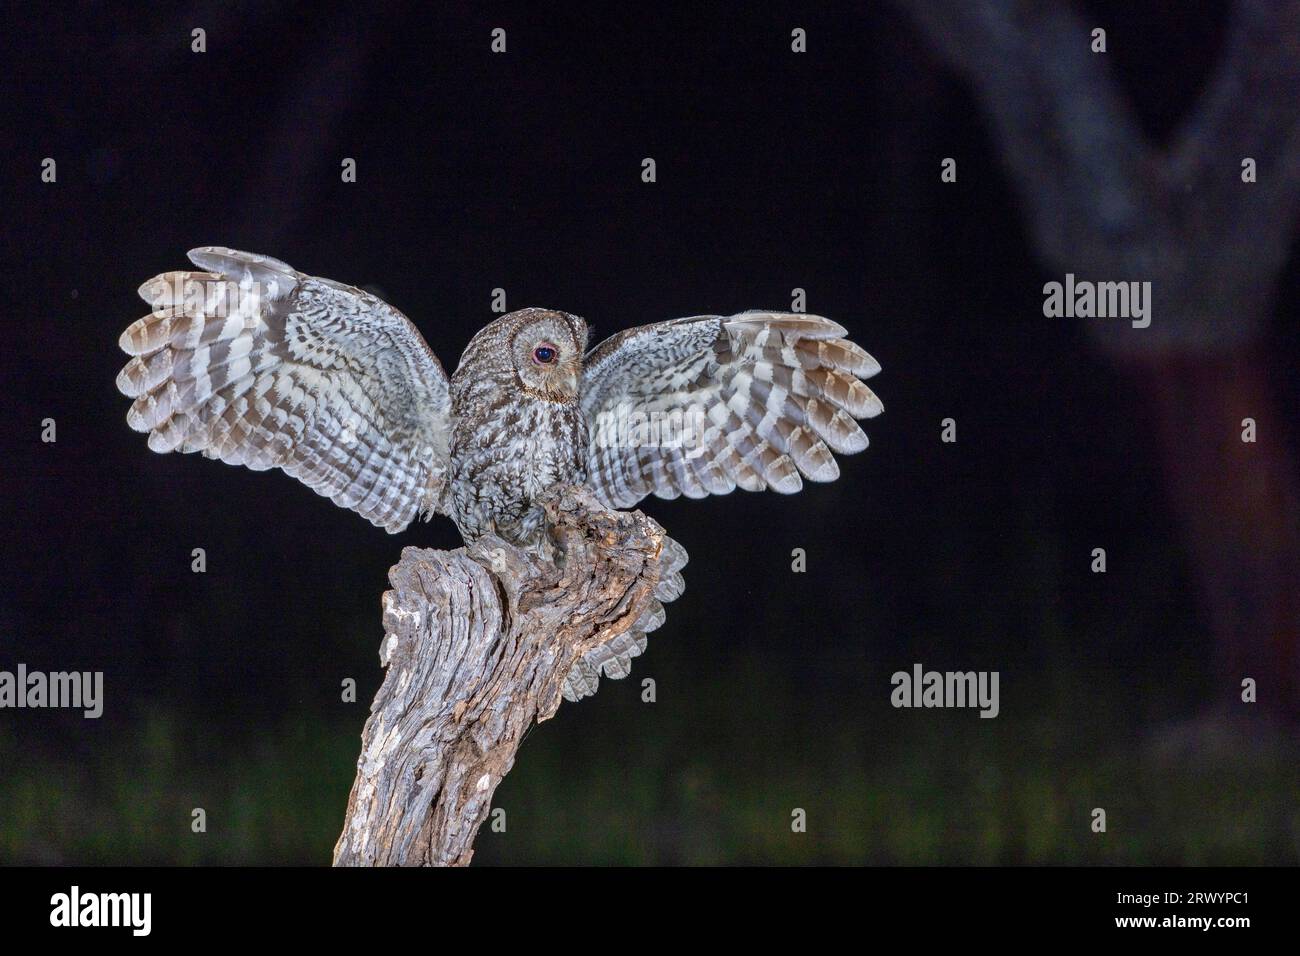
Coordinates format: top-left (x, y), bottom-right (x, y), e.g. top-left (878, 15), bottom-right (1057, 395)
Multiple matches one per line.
top-left (655, 532), bottom-right (689, 602)
top-left (561, 531), bottom-right (688, 702)
top-left (562, 631), bottom-right (649, 702)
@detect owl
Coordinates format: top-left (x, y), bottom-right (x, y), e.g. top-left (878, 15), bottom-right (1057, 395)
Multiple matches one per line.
top-left (116, 248), bottom-right (883, 699)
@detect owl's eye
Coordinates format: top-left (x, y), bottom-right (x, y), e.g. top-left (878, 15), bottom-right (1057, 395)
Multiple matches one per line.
top-left (532, 344), bottom-right (558, 365)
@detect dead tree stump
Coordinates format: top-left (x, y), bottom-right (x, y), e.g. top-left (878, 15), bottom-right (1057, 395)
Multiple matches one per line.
top-left (333, 485), bottom-right (680, 866)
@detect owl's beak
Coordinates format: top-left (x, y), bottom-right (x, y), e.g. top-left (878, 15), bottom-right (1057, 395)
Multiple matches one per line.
top-left (535, 358), bottom-right (580, 400)
top-left (559, 354), bottom-right (581, 394)
top-left (561, 365), bottom-right (580, 397)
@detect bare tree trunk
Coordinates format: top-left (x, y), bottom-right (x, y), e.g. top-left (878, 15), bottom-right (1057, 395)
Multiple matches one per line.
top-left (333, 486), bottom-right (679, 866)
top-left (897, 0), bottom-right (1300, 718)
top-left (1135, 349), bottom-right (1300, 717)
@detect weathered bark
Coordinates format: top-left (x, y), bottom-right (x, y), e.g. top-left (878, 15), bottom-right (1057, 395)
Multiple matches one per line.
top-left (897, 0), bottom-right (1300, 717)
top-left (333, 485), bottom-right (679, 866)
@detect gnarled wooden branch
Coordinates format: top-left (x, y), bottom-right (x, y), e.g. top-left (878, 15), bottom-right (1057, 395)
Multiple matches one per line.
top-left (332, 485), bottom-right (684, 866)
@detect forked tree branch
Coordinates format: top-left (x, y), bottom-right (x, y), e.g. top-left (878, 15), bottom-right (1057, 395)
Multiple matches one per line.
top-left (333, 485), bottom-right (677, 866)
top-left (896, 0), bottom-right (1300, 352)
top-left (896, 0), bottom-right (1300, 716)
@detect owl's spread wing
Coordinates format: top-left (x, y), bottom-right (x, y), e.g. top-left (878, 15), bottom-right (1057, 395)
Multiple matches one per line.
top-left (580, 312), bottom-right (882, 509)
top-left (116, 247), bottom-right (452, 533)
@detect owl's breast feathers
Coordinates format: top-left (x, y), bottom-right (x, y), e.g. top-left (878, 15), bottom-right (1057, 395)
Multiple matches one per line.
top-left (446, 370), bottom-right (588, 545)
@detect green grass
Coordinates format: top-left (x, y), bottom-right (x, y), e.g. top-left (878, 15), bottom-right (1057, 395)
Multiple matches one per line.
top-left (2, 666), bottom-right (1297, 865)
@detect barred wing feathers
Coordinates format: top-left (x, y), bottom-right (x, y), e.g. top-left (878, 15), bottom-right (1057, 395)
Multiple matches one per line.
top-left (581, 311), bottom-right (882, 510)
top-left (116, 248), bottom-right (451, 533)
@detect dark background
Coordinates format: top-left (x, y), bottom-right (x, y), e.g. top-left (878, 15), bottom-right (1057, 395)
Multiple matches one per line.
top-left (2, 2), bottom-right (1297, 864)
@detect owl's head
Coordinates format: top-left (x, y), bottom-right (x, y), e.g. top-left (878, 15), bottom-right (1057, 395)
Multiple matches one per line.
top-left (504, 308), bottom-right (588, 400)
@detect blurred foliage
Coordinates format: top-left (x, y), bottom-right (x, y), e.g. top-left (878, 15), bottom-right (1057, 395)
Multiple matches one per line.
top-left (2, 658), bottom-right (1296, 865)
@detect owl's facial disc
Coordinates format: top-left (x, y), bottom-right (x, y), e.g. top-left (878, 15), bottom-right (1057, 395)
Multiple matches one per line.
top-left (513, 314), bottom-right (582, 400)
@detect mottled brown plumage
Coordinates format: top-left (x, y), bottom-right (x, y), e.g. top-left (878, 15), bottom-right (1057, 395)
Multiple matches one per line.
top-left (116, 248), bottom-right (884, 699)
top-left (447, 308), bottom-right (589, 545)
